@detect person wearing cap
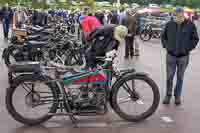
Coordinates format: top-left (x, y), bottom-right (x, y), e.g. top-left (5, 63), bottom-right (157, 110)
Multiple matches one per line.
top-left (162, 7), bottom-right (199, 105)
top-left (85, 24), bottom-right (128, 68)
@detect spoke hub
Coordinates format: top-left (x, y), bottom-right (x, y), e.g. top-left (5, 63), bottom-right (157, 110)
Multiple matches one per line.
top-left (25, 92), bottom-right (40, 108)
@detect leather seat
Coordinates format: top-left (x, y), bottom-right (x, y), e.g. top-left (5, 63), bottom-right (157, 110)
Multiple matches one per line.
top-left (9, 62), bottom-right (41, 73)
top-left (25, 35), bottom-right (40, 41)
top-left (25, 41), bottom-right (48, 48)
top-left (41, 29), bottom-right (54, 35)
top-left (31, 26), bottom-right (44, 32)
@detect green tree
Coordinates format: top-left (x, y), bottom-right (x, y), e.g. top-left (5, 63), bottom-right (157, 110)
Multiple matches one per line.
top-left (83, 0), bottom-right (96, 10)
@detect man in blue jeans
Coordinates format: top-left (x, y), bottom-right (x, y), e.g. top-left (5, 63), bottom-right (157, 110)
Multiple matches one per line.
top-left (1, 4), bottom-right (12, 39)
top-left (161, 7), bottom-right (199, 105)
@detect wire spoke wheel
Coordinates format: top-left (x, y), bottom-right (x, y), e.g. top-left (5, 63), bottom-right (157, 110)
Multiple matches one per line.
top-left (6, 75), bottom-right (59, 125)
top-left (13, 82), bottom-right (53, 119)
top-left (111, 75), bottom-right (160, 122)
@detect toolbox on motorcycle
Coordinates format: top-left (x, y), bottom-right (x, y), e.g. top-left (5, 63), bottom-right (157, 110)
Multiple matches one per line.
top-left (8, 62), bottom-right (41, 73)
top-left (12, 29), bottom-right (27, 44)
top-left (13, 29), bottom-right (27, 37)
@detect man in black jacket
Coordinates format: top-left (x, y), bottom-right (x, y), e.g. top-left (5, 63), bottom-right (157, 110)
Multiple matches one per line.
top-left (110, 10), bottom-right (119, 25)
top-left (161, 7), bottom-right (199, 105)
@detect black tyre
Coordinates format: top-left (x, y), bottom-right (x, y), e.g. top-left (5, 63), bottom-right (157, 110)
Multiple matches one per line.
top-left (111, 74), bottom-right (160, 122)
top-left (4, 46), bottom-right (18, 67)
top-left (6, 74), bottom-right (59, 125)
top-left (139, 30), bottom-right (151, 41)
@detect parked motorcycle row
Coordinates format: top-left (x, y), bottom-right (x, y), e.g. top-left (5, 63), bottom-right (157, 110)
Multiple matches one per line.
top-left (138, 13), bottom-right (168, 41)
top-left (2, 22), bottom-right (160, 127)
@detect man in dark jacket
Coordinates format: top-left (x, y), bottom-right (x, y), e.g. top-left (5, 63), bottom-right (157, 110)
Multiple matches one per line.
top-left (110, 10), bottom-right (119, 24)
top-left (1, 4), bottom-right (13, 39)
top-left (161, 7), bottom-right (199, 105)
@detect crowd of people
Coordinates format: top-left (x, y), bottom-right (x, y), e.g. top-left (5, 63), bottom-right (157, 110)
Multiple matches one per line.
top-left (1, 4), bottom-right (200, 106)
top-left (0, 4), bottom-right (140, 57)
top-left (78, 8), bottom-right (140, 57)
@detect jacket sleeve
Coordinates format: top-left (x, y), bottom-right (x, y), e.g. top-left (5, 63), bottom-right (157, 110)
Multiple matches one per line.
top-left (190, 23), bottom-right (199, 51)
top-left (161, 24), bottom-right (168, 48)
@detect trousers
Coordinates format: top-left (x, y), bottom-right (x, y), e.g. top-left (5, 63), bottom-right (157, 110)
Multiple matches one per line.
top-left (125, 36), bottom-right (134, 57)
top-left (166, 53), bottom-right (189, 97)
top-left (2, 19), bottom-right (10, 38)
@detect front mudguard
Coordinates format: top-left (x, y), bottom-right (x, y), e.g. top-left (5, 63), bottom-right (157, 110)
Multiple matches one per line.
top-left (2, 48), bottom-right (8, 59)
top-left (109, 72), bottom-right (148, 109)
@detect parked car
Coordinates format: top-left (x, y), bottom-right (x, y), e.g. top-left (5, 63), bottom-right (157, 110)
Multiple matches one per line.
top-left (131, 3), bottom-right (140, 9)
top-left (149, 4), bottom-right (159, 8)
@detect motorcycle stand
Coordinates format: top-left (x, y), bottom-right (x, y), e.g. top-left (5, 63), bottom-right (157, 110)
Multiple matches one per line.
top-left (59, 102), bottom-right (78, 128)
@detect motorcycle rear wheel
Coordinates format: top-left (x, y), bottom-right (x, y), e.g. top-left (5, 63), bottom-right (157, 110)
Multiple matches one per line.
top-left (6, 74), bottom-right (59, 125)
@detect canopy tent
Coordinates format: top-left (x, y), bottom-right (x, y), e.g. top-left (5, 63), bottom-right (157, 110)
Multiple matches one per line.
top-left (137, 7), bottom-right (194, 14)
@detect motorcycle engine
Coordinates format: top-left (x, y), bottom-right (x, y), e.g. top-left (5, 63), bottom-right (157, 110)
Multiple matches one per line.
top-left (68, 85), bottom-right (106, 110)
top-left (12, 49), bottom-right (25, 61)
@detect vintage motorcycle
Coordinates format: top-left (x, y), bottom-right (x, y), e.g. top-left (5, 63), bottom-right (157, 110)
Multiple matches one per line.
top-left (6, 50), bottom-right (160, 126)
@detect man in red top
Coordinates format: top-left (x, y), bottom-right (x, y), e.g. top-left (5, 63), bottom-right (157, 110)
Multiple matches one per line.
top-left (80, 15), bottom-right (102, 44)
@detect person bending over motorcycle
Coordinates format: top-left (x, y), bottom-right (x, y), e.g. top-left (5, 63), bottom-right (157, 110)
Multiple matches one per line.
top-left (85, 24), bottom-right (128, 68)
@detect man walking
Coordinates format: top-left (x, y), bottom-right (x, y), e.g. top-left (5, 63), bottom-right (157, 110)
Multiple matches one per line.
top-left (1, 4), bottom-right (13, 39)
top-left (161, 7), bottom-right (199, 105)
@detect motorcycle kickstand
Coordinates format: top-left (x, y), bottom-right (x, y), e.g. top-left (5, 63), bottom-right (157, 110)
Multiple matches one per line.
top-left (69, 115), bottom-right (78, 128)
top-left (63, 101), bottom-right (78, 127)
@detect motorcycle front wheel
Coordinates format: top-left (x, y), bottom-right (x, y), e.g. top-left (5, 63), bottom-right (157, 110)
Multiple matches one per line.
top-left (111, 74), bottom-right (160, 122)
top-left (4, 46), bottom-right (19, 67)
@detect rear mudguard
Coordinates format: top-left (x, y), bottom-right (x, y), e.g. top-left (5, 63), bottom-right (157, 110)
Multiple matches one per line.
top-left (9, 73), bottom-right (61, 94)
top-left (109, 72), bottom-right (148, 109)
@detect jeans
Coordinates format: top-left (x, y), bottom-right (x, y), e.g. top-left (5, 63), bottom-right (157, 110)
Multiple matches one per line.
top-left (166, 53), bottom-right (189, 97)
top-left (2, 19), bottom-right (10, 38)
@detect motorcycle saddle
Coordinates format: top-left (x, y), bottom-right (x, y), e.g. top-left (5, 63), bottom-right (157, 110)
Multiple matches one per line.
top-left (9, 62), bottom-right (41, 73)
top-left (25, 41), bottom-right (48, 48)
top-left (41, 29), bottom-right (54, 35)
top-left (31, 26), bottom-right (44, 32)
top-left (25, 35), bottom-right (40, 41)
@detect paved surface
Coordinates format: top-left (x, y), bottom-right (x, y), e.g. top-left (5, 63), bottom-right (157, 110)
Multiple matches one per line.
top-left (0, 22), bottom-right (200, 133)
